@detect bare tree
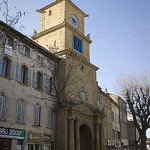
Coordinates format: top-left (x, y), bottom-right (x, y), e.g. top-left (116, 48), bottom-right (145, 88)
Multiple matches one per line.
top-left (0, 0), bottom-right (26, 51)
top-left (118, 72), bottom-right (150, 150)
top-left (0, 0), bottom-right (26, 28)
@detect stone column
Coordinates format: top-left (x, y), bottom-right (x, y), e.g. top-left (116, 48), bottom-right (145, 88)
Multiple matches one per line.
top-left (95, 123), bottom-right (100, 150)
top-left (75, 118), bottom-right (80, 150)
top-left (69, 117), bottom-right (75, 150)
top-left (99, 124), bottom-right (103, 150)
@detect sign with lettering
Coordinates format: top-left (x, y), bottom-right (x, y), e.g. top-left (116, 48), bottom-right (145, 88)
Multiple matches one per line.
top-left (0, 127), bottom-right (25, 139)
top-left (27, 132), bottom-right (52, 144)
top-left (4, 45), bottom-right (12, 56)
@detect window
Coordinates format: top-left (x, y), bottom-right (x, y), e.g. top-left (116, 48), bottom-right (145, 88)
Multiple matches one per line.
top-left (0, 96), bottom-right (6, 120)
top-left (108, 101), bottom-right (111, 107)
top-left (50, 77), bottom-right (55, 94)
top-left (105, 109), bottom-right (107, 120)
top-left (4, 36), bottom-right (12, 46)
top-left (37, 54), bottom-right (43, 64)
top-left (113, 129), bottom-right (115, 139)
top-left (48, 109), bottom-right (54, 128)
top-left (1, 57), bottom-right (10, 78)
top-left (112, 111), bottom-right (114, 121)
top-left (105, 98), bottom-right (107, 105)
top-left (110, 129), bottom-right (111, 139)
top-left (16, 63), bottom-right (31, 85)
top-left (24, 46), bottom-right (30, 56)
top-left (34, 105), bottom-right (40, 126)
top-left (50, 61), bottom-right (55, 70)
top-left (17, 101), bottom-right (25, 123)
top-left (20, 66), bottom-right (27, 84)
top-left (109, 112), bottom-right (111, 122)
top-left (103, 126), bottom-right (104, 138)
top-left (37, 72), bottom-right (42, 90)
top-left (106, 127), bottom-right (108, 139)
top-left (97, 92), bottom-right (102, 103)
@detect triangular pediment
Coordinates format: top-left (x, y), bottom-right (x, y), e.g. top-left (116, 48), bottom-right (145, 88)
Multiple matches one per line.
top-left (71, 103), bottom-right (104, 117)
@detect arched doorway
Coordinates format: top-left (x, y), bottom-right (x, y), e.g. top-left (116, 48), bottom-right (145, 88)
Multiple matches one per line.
top-left (80, 124), bottom-right (92, 150)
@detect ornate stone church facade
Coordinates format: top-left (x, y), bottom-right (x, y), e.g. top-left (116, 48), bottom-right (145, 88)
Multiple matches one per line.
top-left (32, 0), bottom-right (105, 150)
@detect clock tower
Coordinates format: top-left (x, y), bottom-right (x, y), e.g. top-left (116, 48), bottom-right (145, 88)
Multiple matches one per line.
top-left (32, 0), bottom-right (91, 61)
top-left (32, 1), bottom-right (104, 150)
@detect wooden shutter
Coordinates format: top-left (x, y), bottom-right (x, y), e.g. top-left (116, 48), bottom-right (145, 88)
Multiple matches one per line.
top-left (10, 60), bottom-right (16, 80)
top-left (46, 76), bottom-right (50, 93)
top-left (50, 78), bottom-right (55, 95)
top-left (27, 68), bottom-right (32, 86)
top-left (48, 109), bottom-right (54, 128)
top-left (18, 42), bottom-right (25, 54)
top-left (29, 48), bottom-right (33, 58)
top-left (32, 70), bottom-right (37, 88)
top-left (0, 96), bottom-right (6, 120)
top-left (0, 96), bottom-right (3, 119)
top-left (0, 54), bottom-right (3, 75)
top-left (42, 74), bottom-right (46, 92)
top-left (34, 105), bottom-right (40, 125)
top-left (21, 102), bottom-right (25, 122)
top-left (17, 101), bottom-right (22, 122)
top-left (13, 39), bottom-right (18, 50)
top-left (16, 62), bottom-right (21, 82)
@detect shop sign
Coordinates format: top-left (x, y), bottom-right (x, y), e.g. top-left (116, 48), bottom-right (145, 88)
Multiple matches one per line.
top-left (27, 132), bottom-right (52, 144)
top-left (0, 127), bottom-right (25, 139)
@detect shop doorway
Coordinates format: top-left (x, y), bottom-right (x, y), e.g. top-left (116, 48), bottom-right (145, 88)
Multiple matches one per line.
top-left (0, 139), bottom-right (11, 150)
top-left (80, 124), bottom-right (92, 150)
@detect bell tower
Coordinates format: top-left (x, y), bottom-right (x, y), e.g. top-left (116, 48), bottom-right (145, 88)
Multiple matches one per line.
top-left (32, 0), bottom-right (91, 61)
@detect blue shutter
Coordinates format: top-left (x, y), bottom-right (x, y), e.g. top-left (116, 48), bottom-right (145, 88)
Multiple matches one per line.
top-left (27, 68), bottom-right (32, 86)
top-left (21, 102), bottom-right (25, 122)
top-left (0, 54), bottom-right (3, 75)
top-left (34, 105), bottom-right (40, 125)
top-left (0, 96), bottom-right (3, 119)
top-left (0, 96), bottom-right (6, 120)
top-left (48, 109), bottom-right (54, 128)
top-left (18, 42), bottom-right (25, 54)
top-left (42, 74), bottom-right (46, 92)
top-left (32, 70), bottom-right (37, 88)
top-left (10, 60), bottom-right (16, 80)
top-left (46, 76), bottom-right (50, 93)
top-left (17, 101), bottom-right (22, 122)
top-left (29, 48), bottom-right (33, 58)
top-left (16, 62), bottom-right (21, 82)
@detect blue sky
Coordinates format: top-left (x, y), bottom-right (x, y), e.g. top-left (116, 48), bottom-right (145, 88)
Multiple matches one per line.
top-left (1, 0), bottom-right (150, 137)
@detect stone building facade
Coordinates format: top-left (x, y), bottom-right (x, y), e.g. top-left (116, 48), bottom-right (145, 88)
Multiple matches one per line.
top-left (0, 21), bottom-right (59, 150)
top-left (32, 0), bottom-right (105, 150)
top-left (109, 94), bottom-right (128, 150)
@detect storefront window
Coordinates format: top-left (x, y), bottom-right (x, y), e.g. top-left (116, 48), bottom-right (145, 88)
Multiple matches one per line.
top-left (28, 144), bottom-right (34, 150)
top-left (0, 139), bottom-right (11, 150)
top-left (45, 145), bottom-right (51, 150)
top-left (28, 144), bottom-right (52, 150)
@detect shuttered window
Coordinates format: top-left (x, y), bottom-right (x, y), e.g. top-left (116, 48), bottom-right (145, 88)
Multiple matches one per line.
top-left (50, 61), bottom-right (55, 70)
top-left (0, 96), bottom-right (7, 120)
top-left (37, 72), bottom-right (42, 90)
top-left (0, 57), bottom-right (10, 78)
top-left (37, 54), bottom-right (43, 64)
top-left (18, 42), bottom-right (33, 58)
top-left (34, 105), bottom-right (40, 126)
top-left (16, 63), bottom-right (31, 85)
top-left (17, 101), bottom-right (25, 123)
top-left (48, 109), bottom-right (54, 128)
top-left (50, 77), bottom-right (55, 95)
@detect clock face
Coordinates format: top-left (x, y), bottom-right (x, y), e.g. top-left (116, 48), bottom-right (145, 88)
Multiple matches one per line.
top-left (70, 14), bottom-right (79, 29)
